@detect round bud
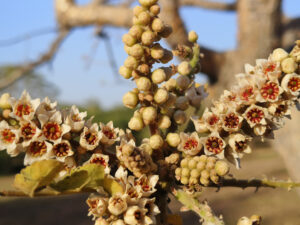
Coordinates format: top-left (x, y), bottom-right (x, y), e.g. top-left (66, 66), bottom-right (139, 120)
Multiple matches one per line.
top-left (180, 176), bottom-right (189, 185)
top-left (175, 96), bottom-right (189, 111)
top-left (173, 110), bottom-right (187, 124)
top-left (176, 75), bottom-right (191, 90)
top-left (138, 64), bottom-right (150, 75)
top-left (138, 11), bottom-right (151, 25)
top-left (200, 170), bottom-right (210, 179)
top-left (149, 134), bottom-right (164, 149)
top-left (154, 88), bottom-right (169, 104)
top-left (178, 61), bottom-right (192, 76)
top-left (2, 109), bottom-right (11, 119)
top-left (181, 168), bottom-right (190, 177)
top-left (166, 133), bottom-right (180, 147)
top-left (151, 44), bottom-right (164, 60)
top-left (122, 34), bottom-right (136, 47)
top-left (152, 68), bottom-right (167, 84)
top-left (193, 156), bottom-right (201, 161)
top-left (136, 77), bottom-right (152, 92)
top-left (139, 0), bottom-right (158, 7)
top-left (188, 159), bottom-right (197, 169)
top-left (128, 116), bottom-right (144, 131)
top-left (129, 44), bottom-right (144, 58)
top-left (111, 220), bottom-right (126, 225)
top-left (190, 169), bottom-right (200, 178)
top-left (95, 218), bottom-right (109, 225)
top-left (207, 156), bottom-right (217, 164)
top-left (215, 161), bottom-right (229, 176)
top-left (119, 66), bottom-right (132, 79)
top-left (281, 57), bottom-right (297, 74)
top-left (152, 18), bottom-right (164, 32)
top-left (199, 155), bottom-right (207, 162)
top-left (205, 161), bottom-right (215, 170)
top-left (180, 158), bottom-right (189, 168)
top-left (210, 175), bottom-right (219, 184)
top-left (0, 93), bottom-right (11, 109)
top-left (141, 31), bottom-right (156, 46)
top-left (142, 106), bottom-right (157, 124)
top-left (158, 115), bottom-right (171, 129)
top-left (160, 50), bottom-right (173, 63)
top-left (190, 95), bottom-right (203, 108)
top-left (175, 168), bottom-right (182, 176)
top-left (188, 30), bottom-right (198, 43)
top-left (272, 48), bottom-right (288, 62)
top-left (164, 78), bottom-right (177, 91)
top-left (159, 25), bottom-right (172, 38)
top-left (124, 56), bottom-right (139, 70)
top-left (140, 142), bottom-right (153, 155)
top-left (129, 25), bottom-right (144, 40)
top-left (196, 161), bottom-right (206, 171)
top-left (133, 6), bottom-right (145, 17)
top-left (150, 4), bottom-right (160, 15)
top-left (124, 45), bottom-right (131, 54)
top-left (200, 177), bottom-right (210, 186)
top-left (123, 91), bottom-right (138, 109)
top-left (189, 177), bottom-right (198, 185)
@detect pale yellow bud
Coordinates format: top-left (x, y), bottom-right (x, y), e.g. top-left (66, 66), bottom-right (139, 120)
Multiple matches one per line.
top-left (136, 77), bottom-right (152, 92)
top-left (124, 45), bottom-right (131, 54)
top-left (190, 169), bottom-right (200, 178)
top-left (149, 134), bottom-right (164, 149)
top-left (133, 6), bottom-right (145, 17)
top-left (152, 18), bottom-right (164, 32)
top-left (175, 96), bottom-right (189, 110)
top-left (180, 158), bottom-right (189, 168)
top-left (188, 30), bottom-right (198, 43)
top-left (119, 66), bottom-right (132, 79)
top-left (173, 110), bottom-right (187, 124)
top-left (200, 177), bottom-right (210, 186)
top-left (175, 167), bottom-right (182, 176)
top-left (124, 56), bottom-right (138, 70)
top-left (178, 61), bottom-right (192, 76)
top-left (164, 78), bottom-right (177, 91)
top-left (181, 168), bottom-right (190, 177)
top-left (141, 31), bottom-right (156, 46)
top-left (166, 133), bottom-right (180, 147)
top-left (139, 0), bottom-right (158, 7)
top-left (177, 75), bottom-right (191, 90)
top-left (129, 44), bottom-right (144, 58)
top-left (181, 176), bottom-right (189, 185)
top-left (272, 48), bottom-right (288, 62)
top-left (2, 109), bottom-right (11, 119)
top-left (122, 33), bottom-right (136, 47)
top-left (196, 161), bottom-right (206, 171)
top-left (151, 44), bottom-right (164, 60)
top-left (0, 93), bottom-right (11, 109)
top-left (152, 68), bottom-right (167, 84)
top-left (95, 218), bottom-right (109, 225)
top-left (150, 4), bottom-right (160, 15)
top-left (142, 106), bottom-right (157, 124)
top-left (215, 161), bottom-right (229, 176)
top-left (158, 115), bottom-right (171, 129)
top-left (123, 91), bottom-right (138, 109)
top-left (128, 116), bottom-right (144, 131)
top-left (138, 11), bottom-right (151, 25)
top-left (129, 26), bottom-right (143, 40)
top-left (281, 57), bottom-right (297, 73)
top-left (188, 159), bottom-right (197, 169)
top-left (201, 170), bottom-right (210, 179)
top-left (154, 88), bottom-right (169, 104)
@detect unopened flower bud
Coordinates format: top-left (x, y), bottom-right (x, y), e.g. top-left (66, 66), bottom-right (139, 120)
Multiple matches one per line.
top-left (152, 68), bottom-right (167, 84)
top-left (95, 218), bottom-right (109, 225)
top-left (197, 161), bottom-right (206, 171)
top-left (124, 205), bottom-right (145, 225)
top-left (122, 33), bottom-right (137, 47)
top-left (166, 133), bottom-right (180, 147)
top-left (152, 18), bottom-right (164, 32)
top-left (181, 176), bottom-right (189, 185)
top-left (142, 106), bottom-right (157, 124)
top-left (160, 50), bottom-right (173, 63)
top-left (129, 44), bottom-right (144, 58)
top-left (158, 115), bottom-right (171, 129)
top-left (177, 75), bottom-right (191, 90)
top-left (150, 4), bottom-right (160, 15)
top-left (190, 95), bottom-right (202, 108)
top-left (201, 170), bottom-right (210, 179)
top-left (133, 6), bottom-right (145, 17)
top-left (119, 66), bottom-right (132, 79)
top-left (180, 158), bottom-right (189, 168)
top-left (173, 110), bottom-right (187, 124)
top-left (111, 220), bottom-right (126, 225)
top-left (188, 30), bottom-right (198, 43)
top-left (138, 11), bottom-right (151, 25)
top-left (200, 177), bottom-right (210, 186)
top-left (188, 159), bottom-right (197, 169)
top-left (165, 153), bottom-right (180, 164)
top-left (128, 116), bottom-right (144, 131)
top-left (108, 194), bottom-right (128, 216)
top-left (0, 93), bottom-right (11, 109)
top-left (151, 44), bottom-right (164, 60)
top-left (149, 134), bottom-right (164, 149)
top-left (175, 96), bottom-right (189, 110)
top-left (136, 77), bottom-right (152, 92)
top-left (154, 88), bottom-right (169, 104)
top-left (178, 61), bottom-right (192, 76)
top-left (181, 167), bottom-right (190, 177)
top-left (210, 175), bottom-right (219, 184)
top-left (139, 0), bottom-right (158, 7)
top-left (123, 144), bottom-right (135, 156)
top-left (2, 109), bottom-right (11, 119)
top-left (164, 78), bottom-right (177, 91)
top-left (190, 169), bottom-right (200, 178)
top-left (272, 48), bottom-right (288, 62)
top-left (281, 57), bottom-right (297, 73)
top-left (124, 56), bottom-right (139, 70)
top-left (123, 91), bottom-right (138, 109)
top-left (215, 161), bottom-right (229, 176)
top-left (175, 167), bottom-right (182, 176)
top-left (129, 25), bottom-right (144, 40)
top-left (141, 31), bottom-right (156, 46)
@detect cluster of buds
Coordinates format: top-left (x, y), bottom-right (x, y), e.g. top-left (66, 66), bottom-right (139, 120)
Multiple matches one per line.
top-left (87, 166), bottom-right (160, 225)
top-left (175, 155), bottom-right (229, 187)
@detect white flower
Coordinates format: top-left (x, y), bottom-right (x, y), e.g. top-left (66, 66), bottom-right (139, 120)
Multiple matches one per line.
top-left (124, 206), bottom-right (148, 225)
top-left (40, 111), bottom-right (71, 144)
top-left (9, 90), bottom-right (40, 121)
top-left (203, 132), bottom-right (226, 159)
top-left (0, 120), bottom-right (20, 156)
top-left (268, 100), bottom-right (292, 128)
top-left (192, 108), bottom-right (222, 133)
top-left (65, 105), bottom-right (87, 132)
top-left (125, 184), bottom-right (142, 204)
top-left (100, 121), bottom-right (119, 146)
top-left (24, 140), bottom-right (52, 165)
top-left (129, 174), bottom-right (159, 197)
top-left (281, 73), bottom-right (300, 97)
top-left (86, 197), bottom-right (108, 219)
top-left (50, 140), bottom-right (73, 162)
top-left (222, 110), bottom-right (243, 132)
top-left (19, 120), bottom-right (41, 147)
top-left (139, 198), bottom-right (160, 224)
top-left (232, 74), bottom-right (258, 105)
top-left (243, 105), bottom-right (267, 128)
top-left (256, 80), bottom-right (283, 103)
top-left (36, 97), bottom-right (57, 120)
top-left (255, 59), bottom-right (282, 81)
top-left (219, 90), bottom-right (239, 109)
top-left (108, 193), bottom-right (128, 216)
top-left (178, 132), bottom-right (202, 156)
top-left (85, 153), bottom-right (110, 174)
top-left (80, 123), bottom-right (102, 151)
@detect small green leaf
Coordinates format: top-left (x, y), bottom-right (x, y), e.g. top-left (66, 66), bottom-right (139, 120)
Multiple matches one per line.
top-left (14, 160), bottom-right (64, 197)
top-left (80, 164), bottom-right (105, 189)
top-left (102, 177), bottom-right (124, 196)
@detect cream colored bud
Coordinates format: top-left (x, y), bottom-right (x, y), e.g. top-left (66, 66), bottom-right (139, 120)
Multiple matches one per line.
top-left (154, 88), bottom-right (169, 104)
top-left (178, 61), bottom-right (192, 76)
top-left (201, 170), bottom-right (210, 179)
top-left (175, 167), bottom-right (182, 176)
top-left (215, 161), bottom-right (229, 176)
top-left (188, 30), bottom-right (198, 43)
top-left (173, 110), bottom-right (187, 124)
top-left (138, 64), bottom-right (150, 75)
top-left (138, 11), bottom-right (151, 25)
top-left (122, 33), bottom-right (136, 47)
top-left (281, 57), bottom-right (297, 73)
top-left (2, 109), bottom-right (11, 119)
top-left (272, 48), bottom-right (288, 62)
top-left (128, 116), bottom-right (144, 131)
top-left (142, 106), bottom-right (157, 124)
top-left (200, 177), bottom-right (210, 186)
top-left (133, 6), bottom-right (145, 17)
top-left (180, 176), bottom-right (189, 185)
top-left (124, 56), bottom-right (139, 70)
top-left (123, 91), bottom-right (138, 109)
top-left (151, 44), bottom-right (164, 60)
top-left (150, 4), bottom-right (160, 15)
top-left (158, 115), bottom-right (171, 129)
top-left (140, 142), bottom-right (153, 155)
top-left (165, 153), bottom-right (180, 164)
top-left (159, 25), bottom-right (172, 38)
top-left (95, 218), bottom-right (109, 225)
top-left (129, 25), bottom-right (143, 40)
top-left (237, 217), bottom-right (252, 225)
top-left (149, 134), bottom-right (164, 149)
top-left (188, 159), bottom-right (197, 169)
top-left (181, 168), bottom-right (190, 177)
top-left (180, 158), bottom-right (189, 168)
top-left (141, 31), bottom-right (156, 46)
top-left (108, 194), bottom-right (128, 216)
top-left (166, 133), bottom-right (180, 147)
top-left (0, 93), bottom-right (11, 109)
top-left (210, 175), bottom-right (219, 184)
top-left (160, 50), bottom-right (173, 63)
top-left (177, 75), bottom-right (191, 90)
top-left (139, 0), bottom-right (158, 7)
top-left (152, 18), bottom-right (164, 32)
top-left (189, 177), bottom-right (198, 185)
top-left (119, 66), bottom-right (132, 79)
top-left (190, 169), bottom-right (200, 178)
top-left (175, 96), bottom-right (189, 110)
top-left (164, 78), bottom-right (176, 91)
top-left (136, 77), bottom-right (152, 92)
top-left (111, 220), bottom-right (126, 225)
top-left (197, 161), bottom-right (206, 171)
top-left (129, 44), bottom-right (144, 58)
top-left (124, 45), bottom-right (131, 54)
top-left (152, 68), bottom-right (167, 84)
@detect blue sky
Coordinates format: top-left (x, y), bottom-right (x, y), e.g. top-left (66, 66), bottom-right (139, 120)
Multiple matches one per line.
top-left (0, 0), bottom-right (299, 109)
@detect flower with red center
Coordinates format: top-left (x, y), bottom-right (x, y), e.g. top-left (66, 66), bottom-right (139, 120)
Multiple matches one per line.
top-left (24, 140), bottom-right (52, 165)
top-left (258, 81), bottom-right (282, 102)
top-left (86, 153), bottom-right (110, 174)
top-left (100, 121), bottom-right (119, 146)
top-left (80, 123), bottom-right (102, 151)
top-left (51, 140), bottom-right (73, 162)
top-left (178, 132), bottom-right (202, 156)
top-left (281, 73), bottom-right (300, 97)
top-left (205, 137), bottom-right (224, 155)
top-left (191, 108), bottom-right (222, 133)
top-left (139, 198), bottom-right (160, 224)
top-left (0, 121), bottom-right (19, 156)
top-left (43, 122), bottom-right (62, 141)
top-left (255, 59), bottom-right (281, 80)
top-left (19, 121), bottom-right (41, 147)
top-left (243, 105), bottom-right (267, 128)
top-left (222, 111), bottom-right (243, 132)
top-left (86, 197), bottom-right (108, 219)
top-left (129, 174), bottom-right (159, 197)
top-left (241, 86), bottom-right (254, 101)
top-left (65, 105), bottom-right (87, 132)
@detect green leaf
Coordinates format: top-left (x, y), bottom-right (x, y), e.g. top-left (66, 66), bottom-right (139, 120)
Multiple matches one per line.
top-left (14, 160), bottom-right (64, 197)
top-left (80, 164), bottom-right (105, 189)
top-left (102, 177), bottom-right (124, 196)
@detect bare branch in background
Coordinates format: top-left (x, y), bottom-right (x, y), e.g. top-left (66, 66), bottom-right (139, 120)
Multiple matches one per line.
top-left (179, 0), bottom-right (236, 11)
top-left (0, 29), bottom-right (70, 90)
top-left (282, 17), bottom-right (300, 50)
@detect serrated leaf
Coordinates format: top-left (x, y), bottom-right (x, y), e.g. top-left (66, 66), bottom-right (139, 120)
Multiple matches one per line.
top-left (102, 177), bottom-right (124, 196)
top-left (14, 160), bottom-right (64, 197)
top-left (50, 170), bottom-right (90, 192)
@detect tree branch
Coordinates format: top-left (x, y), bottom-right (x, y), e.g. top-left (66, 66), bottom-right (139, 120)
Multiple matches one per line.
top-left (179, 0), bottom-right (236, 11)
top-left (282, 16), bottom-right (300, 50)
top-left (0, 29), bottom-right (70, 90)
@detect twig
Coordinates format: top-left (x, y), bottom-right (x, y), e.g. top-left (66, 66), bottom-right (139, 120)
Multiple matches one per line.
top-left (179, 0), bottom-right (236, 11)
